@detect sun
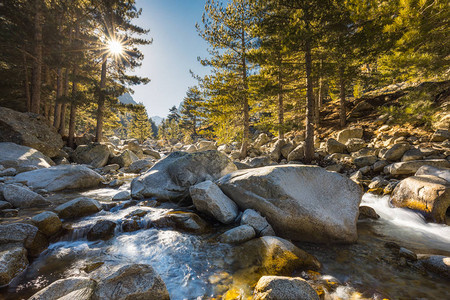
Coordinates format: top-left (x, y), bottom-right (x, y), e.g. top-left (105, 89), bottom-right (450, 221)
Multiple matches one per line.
top-left (107, 39), bottom-right (123, 56)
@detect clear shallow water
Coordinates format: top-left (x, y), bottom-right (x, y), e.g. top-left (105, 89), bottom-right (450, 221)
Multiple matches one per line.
top-left (2, 192), bottom-right (450, 299)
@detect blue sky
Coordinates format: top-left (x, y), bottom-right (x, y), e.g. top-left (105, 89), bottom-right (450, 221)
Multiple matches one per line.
top-left (129, 0), bottom-right (209, 118)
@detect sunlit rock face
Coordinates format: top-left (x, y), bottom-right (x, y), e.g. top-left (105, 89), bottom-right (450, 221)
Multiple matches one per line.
top-left (13, 165), bottom-right (104, 192)
top-left (131, 150), bottom-right (237, 201)
top-left (0, 142), bottom-right (54, 172)
top-left (0, 107), bottom-right (63, 158)
top-left (217, 165), bottom-right (363, 243)
top-left (28, 277), bottom-right (96, 300)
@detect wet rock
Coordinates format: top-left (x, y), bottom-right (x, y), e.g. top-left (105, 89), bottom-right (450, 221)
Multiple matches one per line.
top-left (287, 143), bottom-right (305, 162)
top-left (354, 155), bottom-right (377, 168)
top-left (190, 180), bottom-right (238, 224)
top-left (358, 206), bottom-right (380, 220)
top-left (240, 209), bottom-right (275, 237)
top-left (121, 219), bottom-right (140, 232)
top-left (28, 277), bottom-right (96, 300)
top-left (153, 212), bottom-right (209, 234)
top-left (420, 255), bottom-right (450, 278)
top-left (0, 223), bottom-right (47, 256)
top-left (13, 165), bottom-right (104, 192)
top-left (345, 138), bottom-right (366, 153)
top-left (384, 159), bottom-right (450, 176)
top-left (0, 107), bottom-right (64, 157)
top-left (54, 197), bottom-right (102, 219)
top-left (112, 190), bottom-right (131, 201)
top-left (218, 165), bottom-right (362, 243)
top-left (253, 276), bottom-right (319, 300)
top-left (93, 264), bottom-right (169, 300)
top-left (72, 143), bottom-right (111, 168)
top-left (218, 225), bottom-right (255, 244)
top-left (125, 209), bottom-right (148, 219)
top-left (336, 127), bottom-right (363, 144)
top-left (0, 244), bottom-right (28, 287)
top-left (390, 175), bottom-right (449, 223)
top-left (0, 142), bottom-right (54, 172)
top-left (3, 184), bottom-right (49, 208)
top-left (382, 143), bottom-right (411, 162)
top-left (31, 211), bottom-right (62, 236)
top-left (87, 220), bottom-right (116, 241)
top-left (399, 247), bottom-right (417, 261)
top-left (326, 138), bottom-right (346, 154)
top-left (415, 165), bottom-right (450, 182)
top-left (234, 236), bottom-right (321, 275)
top-left (126, 159), bottom-right (154, 174)
top-left (131, 150), bottom-right (237, 201)
top-left (430, 129), bottom-right (450, 142)
top-left (110, 149), bottom-right (138, 168)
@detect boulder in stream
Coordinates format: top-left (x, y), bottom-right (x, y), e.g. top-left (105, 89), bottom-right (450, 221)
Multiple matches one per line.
top-left (217, 165), bottom-right (362, 243)
top-left (28, 277), bottom-right (96, 300)
top-left (13, 165), bottom-right (104, 192)
top-left (87, 220), bottom-right (117, 241)
top-left (0, 223), bottom-right (47, 256)
top-left (92, 264), bottom-right (170, 300)
top-left (190, 180), bottom-right (238, 224)
top-left (54, 197), bottom-right (102, 219)
top-left (390, 175), bottom-right (449, 224)
top-left (131, 150), bottom-right (237, 201)
top-left (3, 184), bottom-right (49, 208)
top-left (71, 143), bottom-right (111, 168)
top-left (218, 225), bottom-right (255, 244)
top-left (152, 211), bottom-right (210, 234)
top-left (31, 211), bottom-right (62, 236)
top-left (253, 276), bottom-right (319, 300)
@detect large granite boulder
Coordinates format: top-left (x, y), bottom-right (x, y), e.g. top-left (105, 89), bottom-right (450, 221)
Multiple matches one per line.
top-left (92, 264), bottom-right (170, 300)
top-left (336, 127), bottom-right (363, 144)
top-left (384, 159), bottom-right (450, 176)
top-left (390, 175), bottom-right (449, 224)
top-left (54, 197), bottom-right (102, 219)
top-left (31, 211), bottom-right (62, 236)
top-left (72, 143), bottom-right (111, 168)
top-left (217, 165), bottom-right (362, 243)
top-left (253, 276), bottom-right (319, 300)
top-left (131, 151), bottom-right (237, 201)
top-left (0, 244), bottom-right (28, 286)
top-left (382, 142), bottom-right (411, 162)
top-left (190, 180), bottom-right (239, 224)
top-left (0, 223), bottom-right (47, 256)
top-left (415, 165), bottom-right (450, 182)
top-left (0, 107), bottom-right (63, 157)
top-left (110, 149), bottom-right (138, 168)
top-left (13, 165), bottom-right (104, 192)
top-left (28, 277), bottom-right (96, 300)
top-left (0, 142), bottom-right (54, 172)
top-left (3, 184), bottom-right (49, 208)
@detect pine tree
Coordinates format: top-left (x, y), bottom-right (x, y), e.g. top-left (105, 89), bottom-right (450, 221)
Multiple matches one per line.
top-left (128, 105), bottom-right (153, 143)
top-left (179, 86), bottom-right (204, 141)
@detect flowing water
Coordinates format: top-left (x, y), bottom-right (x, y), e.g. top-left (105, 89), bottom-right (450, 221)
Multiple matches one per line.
top-left (1, 190), bottom-right (449, 300)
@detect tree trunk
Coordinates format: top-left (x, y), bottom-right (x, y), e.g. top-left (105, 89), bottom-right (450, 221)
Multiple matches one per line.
top-left (53, 67), bottom-right (63, 128)
top-left (339, 67), bottom-right (346, 128)
top-left (68, 25), bottom-right (80, 148)
top-left (31, 0), bottom-right (43, 114)
top-left (304, 37), bottom-right (315, 163)
top-left (58, 68), bottom-right (69, 135)
top-left (315, 59), bottom-right (323, 127)
top-left (43, 66), bottom-right (51, 120)
top-left (23, 54), bottom-right (31, 112)
top-left (95, 54), bottom-right (107, 143)
top-left (277, 58), bottom-right (284, 139)
top-left (239, 30), bottom-right (249, 160)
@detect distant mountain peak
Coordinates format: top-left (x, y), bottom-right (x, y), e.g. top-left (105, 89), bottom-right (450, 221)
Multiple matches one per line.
top-left (151, 116), bottom-right (163, 126)
top-left (118, 93), bottom-right (138, 105)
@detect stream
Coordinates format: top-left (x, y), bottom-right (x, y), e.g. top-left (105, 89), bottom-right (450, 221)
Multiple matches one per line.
top-left (1, 187), bottom-right (449, 300)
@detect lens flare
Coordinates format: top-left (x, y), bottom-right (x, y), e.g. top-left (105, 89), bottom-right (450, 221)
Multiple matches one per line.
top-left (107, 39), bottom-right (123, 56)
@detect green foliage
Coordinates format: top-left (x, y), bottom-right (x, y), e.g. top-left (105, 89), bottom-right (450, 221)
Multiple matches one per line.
top-left (380, 89), bottom-right (438, 128)
top-left (128, 105), bottom-right (153, 143)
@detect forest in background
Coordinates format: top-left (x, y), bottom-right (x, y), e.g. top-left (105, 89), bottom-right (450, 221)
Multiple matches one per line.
top-left (0, 0), bottom-right (448, 157)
